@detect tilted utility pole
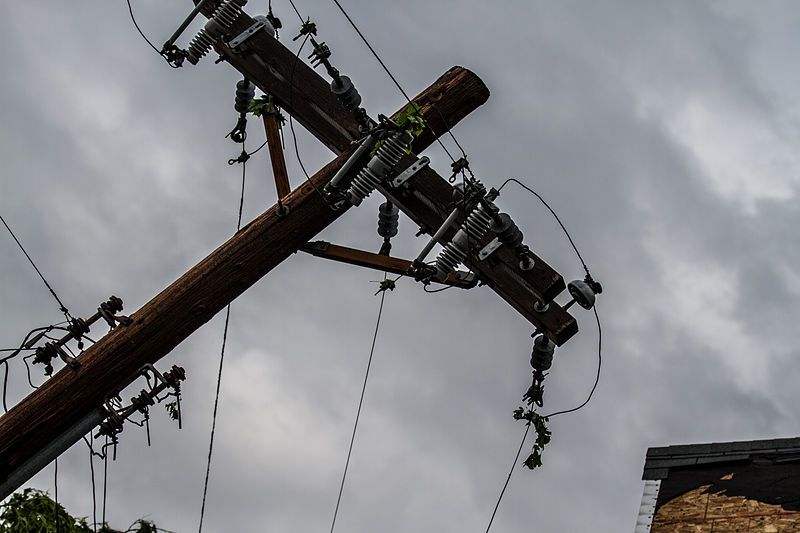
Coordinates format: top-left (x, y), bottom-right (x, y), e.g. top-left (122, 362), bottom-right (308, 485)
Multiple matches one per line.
top-left (0, 70), bottom-right (488, 500)
top-left (0, 0), bottom-right (582, 498)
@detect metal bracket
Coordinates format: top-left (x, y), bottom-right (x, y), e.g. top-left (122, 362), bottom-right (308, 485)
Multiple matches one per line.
top-left (391, 156), bottom-right (430, 187)
top-left (478, 237), bottom-right (502, 261)
top-left (227, 16), bottom-right (271, 50)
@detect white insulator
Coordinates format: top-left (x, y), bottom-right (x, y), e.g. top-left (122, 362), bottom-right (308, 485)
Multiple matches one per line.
top-left (434, 232), bottom-right (468, 281)
top-left (346, 130), bottom-right (414, 206)
top-left (433, 202), bottom-right (493, 281)
top-left (186, 0), bottom-right (248, 65)
top-left (463, 204), bottom-right (492, 241)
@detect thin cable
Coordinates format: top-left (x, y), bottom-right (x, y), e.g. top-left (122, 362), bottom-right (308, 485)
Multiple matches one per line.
top-left (288, 35), bottom-right (316, 186)
top-left (197, 305), bottom-right (230, 533)
top-left (54, 458), bottom-right (60, 533)
top-left (125, 0), bottom-right (162, 56)
top-left (88, 435), bottom-right (98, 533)
top-left (423, 284), bottom-right (452, 294)
top-left (329, 282), bottom-right (388, 533)
top-left (485, 423), bottom-right (531, 533)
top-left (543, 307), bottom-right (602, 418)
top-left (497, 178), bottom-right (591, 276)
top-left (1, 214), bottom-right (71, 320)
top-left (287, 0), bottom-right (305, 23)
top-left (2, 361), bottom-right (8, 413)
top-left (198, 143), bottom-right (248, 533)
top-left (102, 435), bottom-right (109, 530)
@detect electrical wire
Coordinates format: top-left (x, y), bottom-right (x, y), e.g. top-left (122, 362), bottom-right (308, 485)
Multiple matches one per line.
top-left (1, 214), bottom-right (72, 321)
top-left (329, 279), bottom-right (388, 533)
top-left (485, 423), bottom-right (531, 533)
top-left (287, 0), bottom-right (305, 24)
top-left (54, 458), bottom-right (60, 533)
top-left (288, 35), bottom-right (318, 190)
top-left (88, 434), bottom-right (98, 533)
top-left (543, 307), bottom-right (602, 418)
top-left (102, 435), bottom-right (109, 530)
top-left (423, 284), bottom-right (452, 294)
top-left (482, 178), bottom-right (603, 532)
top-left (198, 141), bottom-right (249, 533)
top-left (124, 0), bottom-right (162, 56)
top-left (498, 178), bottom-right (591, 276)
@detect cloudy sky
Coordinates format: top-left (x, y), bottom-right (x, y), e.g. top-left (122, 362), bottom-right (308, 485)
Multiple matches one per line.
top-left (2, 1), bottom-right (800, 532)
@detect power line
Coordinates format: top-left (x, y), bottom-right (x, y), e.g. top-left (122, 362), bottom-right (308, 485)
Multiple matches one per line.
top-left (329, 279), bottom-right (388, 533)
top-left (1, 214), bottom-right (72, 320)
top-left (497, 178), bottom-right (591, 277)
top-left (485, 423), bottom-right (531, 533)
top-left (198, 141), bottom-right (249, 533)
top-left (124, 0), bottom-right (162, 56)
top-left (543, 306), bottom-right (602, 418)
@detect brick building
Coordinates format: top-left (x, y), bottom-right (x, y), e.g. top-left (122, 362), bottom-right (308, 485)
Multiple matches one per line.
top-left (636, 437), bottom-right (800, 532)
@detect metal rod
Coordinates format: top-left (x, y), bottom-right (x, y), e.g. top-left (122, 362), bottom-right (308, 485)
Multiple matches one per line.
top-left (415, 207), bottom-right (461, 264)
top-left (327, 134), bottom-right (374, 189)
top-left (163, 0), bottom-right (211, 50)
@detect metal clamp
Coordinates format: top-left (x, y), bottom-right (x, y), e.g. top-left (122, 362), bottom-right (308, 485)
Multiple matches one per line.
top-left (227, 15), bottom-right (275, 50)
top-left (391, 156), bottom-right (430, 187)
top-left (478, 237), bottom-right (502, 261)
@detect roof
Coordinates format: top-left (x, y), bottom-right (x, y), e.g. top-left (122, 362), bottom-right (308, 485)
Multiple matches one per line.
top-left (642, 437), bottom-right (800, 480)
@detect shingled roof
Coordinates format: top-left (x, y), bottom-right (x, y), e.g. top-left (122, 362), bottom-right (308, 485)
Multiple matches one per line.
top-left (642, 437), bottom-right (800, 480)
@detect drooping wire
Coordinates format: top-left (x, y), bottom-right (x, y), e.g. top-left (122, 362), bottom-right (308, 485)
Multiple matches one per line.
top-left (543, 307), bottom-right (602, 418)
top-left (102, 435), bottom-right (109, 530)
top-left (483, 178), bottom-right (602, 531)
top-left (493, 178), bottom-right (603, 416)
top-left (2, 361), bottom-right (9, 413)
top-left (198, 142), bottom-right (249, 533)
top-left (498, 178), bottom-right (591, 277)
top-left (124, 0), bottom-right (162, 56)
top-left (485, 423), bottom-right (531, 533)
top-left (423, 284), bottom-right (452, 294)
top-left (484, 307), bottom-right (602, 533)
top-left (329, 277), bottom-right (388, 533)
top-left (54, 458), bottom-right (60, 533)
top-left (1, 214), bottom-right (72, 321)
top-left (88, 435), bottom-right (98, 533)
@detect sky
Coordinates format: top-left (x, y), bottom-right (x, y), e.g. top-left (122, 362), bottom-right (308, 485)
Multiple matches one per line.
top-left (1, 1), bottom-right (800, 532)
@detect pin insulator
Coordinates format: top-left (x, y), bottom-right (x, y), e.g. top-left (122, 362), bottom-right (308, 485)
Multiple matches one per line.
top-left (491, 212), bottom-right (524, 249)
top-left (377, 201), bottom-right (399, 239)
top-left (234, 79), bottom-right (255, 115)
top-left (331, 76), bottom-right (362, 112)
top-left (530, 334), bottom-right (555, 372)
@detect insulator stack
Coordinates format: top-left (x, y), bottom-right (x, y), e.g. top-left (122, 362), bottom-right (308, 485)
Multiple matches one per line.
top-left (234, 79), bottom-right (255, 114)
top-left (491, 212), bottom-right (524, 248)
top-left (347, 130), bottom-right (414, 206)
top-left (186, 0), bottom-right (248, 65)
top-left (433, 203), bottom-right (493, 281)
top-left (331, 76), bottom-right (362, 112)
top-left (377, 201), bottom-right (399, 256)
top-left (377, 202), bottom-right (399, 238)
top-left (530, 334), bottom-right (554, 372)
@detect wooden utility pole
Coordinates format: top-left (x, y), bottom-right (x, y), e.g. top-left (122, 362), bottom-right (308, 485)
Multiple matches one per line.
top-left (0, 0), bottom-right (578, 497)
top-left (0, 71), bottom-right (487, 500)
